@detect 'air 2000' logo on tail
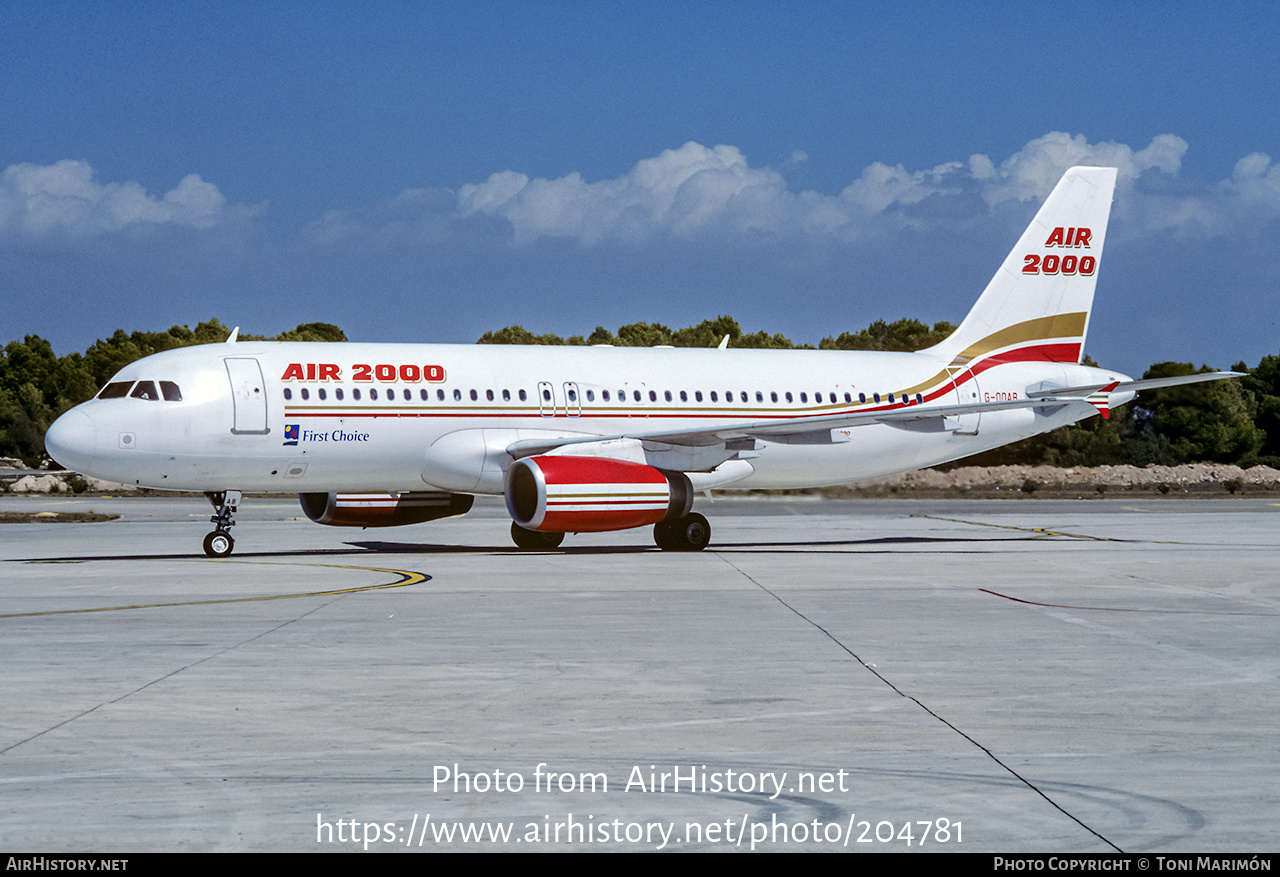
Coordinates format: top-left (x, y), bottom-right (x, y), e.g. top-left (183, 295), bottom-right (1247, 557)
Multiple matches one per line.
top-left (284, 424), bottom-right (299, 446)
top-left (1022, 227), bottom-right (1096, 276)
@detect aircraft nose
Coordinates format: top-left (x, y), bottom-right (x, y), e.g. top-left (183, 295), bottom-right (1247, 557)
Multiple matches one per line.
top-left (45, 407), bottom-right (97, 473)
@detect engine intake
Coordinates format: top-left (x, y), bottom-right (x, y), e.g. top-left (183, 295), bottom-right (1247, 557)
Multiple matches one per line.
top-left (300, 491), bottom-right (473, 527)
top-left (506, 455), bottom-right (692, 533)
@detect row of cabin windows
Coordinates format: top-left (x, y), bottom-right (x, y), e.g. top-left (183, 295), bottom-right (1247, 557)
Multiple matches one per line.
top-left (283, 387), bottom-right (532, 403)
top-left (282, 386), bottom-right (926, 406)
top-left (585, 389), bottom-right (921, 405)
top-left (97, 380), bottom-right (183, 402)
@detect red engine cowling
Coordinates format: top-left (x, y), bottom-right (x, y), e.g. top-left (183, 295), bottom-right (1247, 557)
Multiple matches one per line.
top-left (505, 455), bottom-right (692, 533)
top-left (300, 491), bottom-right (473, 527)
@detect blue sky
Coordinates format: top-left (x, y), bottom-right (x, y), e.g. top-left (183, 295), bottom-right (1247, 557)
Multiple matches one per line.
top-left (3, 1), bottom-right (1278, 374)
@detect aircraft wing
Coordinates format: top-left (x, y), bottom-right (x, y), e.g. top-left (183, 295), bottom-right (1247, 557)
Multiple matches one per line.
top-left (505, 370), bottom-right (1242, 458)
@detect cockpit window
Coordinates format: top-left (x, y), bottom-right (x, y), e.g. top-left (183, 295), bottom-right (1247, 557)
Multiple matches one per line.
top-left (98, 381), bottom-right (133, 399)
top-left (160, 381), bottom-right (182, 402)
top-left (129, 381), bottom-right (160, 401)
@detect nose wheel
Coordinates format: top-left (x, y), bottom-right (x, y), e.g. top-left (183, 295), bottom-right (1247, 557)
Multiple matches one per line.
top-left (203, 529), bottom-right (235, 558)
top-left (204, 490), bottom-right (241, 557)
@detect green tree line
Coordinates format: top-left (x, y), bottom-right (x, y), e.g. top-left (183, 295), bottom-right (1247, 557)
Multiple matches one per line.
top-left (477, 315), bottom-right (959, 351)
top-left (1, 320), bottom-right (345, 466)
top-left (2, 315), bottom-right (1276, 471)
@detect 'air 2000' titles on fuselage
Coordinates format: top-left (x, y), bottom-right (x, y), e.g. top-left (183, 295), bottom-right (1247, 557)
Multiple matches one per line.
top-left (280, 363), bottom-right (447, 383)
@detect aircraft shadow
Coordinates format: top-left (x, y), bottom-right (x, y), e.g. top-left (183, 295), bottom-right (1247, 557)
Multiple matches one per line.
top-left (7, 533), bottom-right (1040, 563)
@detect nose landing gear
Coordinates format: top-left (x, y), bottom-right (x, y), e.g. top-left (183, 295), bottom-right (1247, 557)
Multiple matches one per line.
top-left (203, 490), bottom-right (241, 557)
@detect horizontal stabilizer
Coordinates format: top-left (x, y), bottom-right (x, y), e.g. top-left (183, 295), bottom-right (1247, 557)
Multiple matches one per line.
top-left (1026, 371), bottom-right (1244, 399)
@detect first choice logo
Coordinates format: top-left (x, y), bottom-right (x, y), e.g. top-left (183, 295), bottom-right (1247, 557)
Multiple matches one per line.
top-left (1022, 226), bottom-right (1096, 276)
top-left (281, 363), bottom-right (447, 383)
top-left (284, 425), bottom-right (371, 445)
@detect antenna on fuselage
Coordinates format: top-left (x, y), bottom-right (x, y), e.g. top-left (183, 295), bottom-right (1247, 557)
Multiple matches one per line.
top-left (226, 327), bottom-right (240, 343)
top-left (717, 335), bottom-right (729, 350)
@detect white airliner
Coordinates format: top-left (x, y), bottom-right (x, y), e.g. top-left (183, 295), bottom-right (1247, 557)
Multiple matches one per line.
top-left (44, 166), bottom-right (1235, 557)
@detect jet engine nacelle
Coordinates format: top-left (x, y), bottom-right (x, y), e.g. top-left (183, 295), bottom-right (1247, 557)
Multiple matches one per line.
top-left (300, 491), bottom-right (474, 527)
top-left (506, 455), bottom-right (693, 533)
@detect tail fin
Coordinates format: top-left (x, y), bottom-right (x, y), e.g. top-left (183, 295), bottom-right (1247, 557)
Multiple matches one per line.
top-left (922, 166), bottom-right (1117, 367)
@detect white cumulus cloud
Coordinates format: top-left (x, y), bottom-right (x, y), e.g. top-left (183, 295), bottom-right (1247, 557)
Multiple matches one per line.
top-left (0, 160), bottom-right (250, 239)
top-left (457, 142), bottom-right (796, 245)
top-left (973, 132), bottom-right (1189, 207)
top-left (303, 133), bottom-right (1280, 251)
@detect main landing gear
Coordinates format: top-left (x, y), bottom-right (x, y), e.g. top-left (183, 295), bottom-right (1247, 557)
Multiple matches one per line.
top-left (510, 522), bottom-right (565, 550)
top-left (507, 513), bottom-right (711, 551)
top-left (203, 490), bottom-right (241, 558)
top-left (654, 513), bottom-right (711, 552)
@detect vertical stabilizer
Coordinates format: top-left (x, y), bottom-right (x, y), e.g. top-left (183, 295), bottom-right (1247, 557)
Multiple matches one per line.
top-left (922, 166), bottom-right (1117, 366)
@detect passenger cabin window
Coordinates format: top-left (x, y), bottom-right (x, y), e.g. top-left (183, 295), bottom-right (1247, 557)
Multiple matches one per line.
top-left (283, 388), bottom-right (293, 401)
top-left (336, 388), bottom-right (344, 401)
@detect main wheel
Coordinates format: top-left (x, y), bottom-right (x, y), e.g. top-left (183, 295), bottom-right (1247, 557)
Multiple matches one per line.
top-left (656, 513), bottom-right (711, 551)
top-left (510, 522), bottom-right (565, 550)
top-left (203, 530), bottom-right (235, 558)
top-left (653, 520), bottom-right (676, 550)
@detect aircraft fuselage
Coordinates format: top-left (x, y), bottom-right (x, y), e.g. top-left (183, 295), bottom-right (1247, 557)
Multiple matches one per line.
top-left (46, 341), bottom-right (1130, 495)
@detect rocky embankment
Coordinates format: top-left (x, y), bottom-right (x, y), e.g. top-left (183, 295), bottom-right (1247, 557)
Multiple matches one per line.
top-left (827, 463), bottom-right (1280, 498)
